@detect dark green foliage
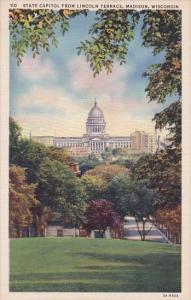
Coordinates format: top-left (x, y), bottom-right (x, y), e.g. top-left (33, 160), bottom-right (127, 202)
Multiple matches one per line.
top-left (153, 100), bottom-right (181, 147)
top-left (107, 176), bottom-right (159, 240)
top-left (15, 139), bottom-right (47, 183)
top-left (37, 159), bottom-right (86, 224)
top-left (101, 147), bottom-right (112, 161)
top-left (107, 174), bottom-right (131, 218)
top-left (81, 174), bottom-right (107, 201)
top-left (131, 148), bottom-right (181, 207)
top-left (107, 175), bottom-right (158, 218)
top-left (77, 154), bottom-right (101, 175)
top-left (142, 10), bottom-right (181, 102)
top-left (9, 117), bottom-right (22, 164)
top-left (9, 118), bottom-right (47, 182)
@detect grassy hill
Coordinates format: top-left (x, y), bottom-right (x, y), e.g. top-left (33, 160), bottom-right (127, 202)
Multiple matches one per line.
top-left (10, 237), bottom-right (181, 292)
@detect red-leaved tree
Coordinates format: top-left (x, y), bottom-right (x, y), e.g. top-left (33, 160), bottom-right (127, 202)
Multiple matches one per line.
top-left (84, 199), bottom-right (120, 235)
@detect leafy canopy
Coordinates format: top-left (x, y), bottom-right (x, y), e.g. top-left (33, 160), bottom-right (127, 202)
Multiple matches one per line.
top-left (37, 158), bottom-right (86, 224)
top-left (86, 163), bottom-right (128, 182)
top-left (9, 9), bottom-right (88, 64)
top-left (9, 165), bottom-right (39, 237)
top-left (85, 199), bottom-right (119, 232)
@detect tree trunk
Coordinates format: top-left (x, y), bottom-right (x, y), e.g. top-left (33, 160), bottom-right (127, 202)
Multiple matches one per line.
top-left (142, 220), bottom-right (146, 241)
top-left (135, 219), bottom-right (143, 240)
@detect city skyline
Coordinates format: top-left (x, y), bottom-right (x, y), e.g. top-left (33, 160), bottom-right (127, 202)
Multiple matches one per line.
top-left (10, 12), bottom-right (173, 138)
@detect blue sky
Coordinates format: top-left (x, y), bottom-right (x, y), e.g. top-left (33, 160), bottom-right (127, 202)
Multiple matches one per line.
top-left (10, 12), bottom-right (169, 137)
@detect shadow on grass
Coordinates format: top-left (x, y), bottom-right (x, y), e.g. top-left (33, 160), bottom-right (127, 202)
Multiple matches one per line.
top-left (10, 251), bottom-right (181, 292)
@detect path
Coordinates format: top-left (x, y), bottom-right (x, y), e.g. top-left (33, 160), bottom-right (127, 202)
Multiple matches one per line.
top-left (124, 216), bottom-right (170, 243)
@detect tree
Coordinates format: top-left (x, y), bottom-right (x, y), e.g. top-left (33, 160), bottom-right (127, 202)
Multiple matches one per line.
top-left (86, 163), bottom-right (128, 182)
top-left (84, 199), bottom-right (119, 235)
top-left (112, 147), bottom-right (129, 157)
top-left (77, 154), bottom-right (101, 175)
top-left (111, 158), bottom-right (135, 170)
top-left (108, 176), bottom-right (158, 241)
top-left (154, 204), bottom-right (181, 243)
top-left (15, 138), bottom-right (47, 183)
top-left (9, 165), bottom-right (39, 237)
top-left (9, 117), bottom-right (22, 164)
top-left (30, 204), bottom-right (52, 237)
top-left (46, 146), bottom-right (74, 165)
top-left (107, 173), bottom-right (132, 218)
top-left (131, 148), bottom-right (181, 207)
top-left (37, 158), bottom-right (86, 225)
top-left (9, 9), bottom-right (88, 64)
top-left (9, 118), bottom-right (48, 183)
top-left (81, 174), bottom-right (107, 201)
top-left (9, 10), bottom-right (182, 240)
top-left (101, 147), bottom-right (112, 161)
top-left (127, 180), bottom-right (159, 241)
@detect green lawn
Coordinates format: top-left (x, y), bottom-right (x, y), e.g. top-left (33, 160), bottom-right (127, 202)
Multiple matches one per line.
top-left (10, 237), bottom-right (181, 292)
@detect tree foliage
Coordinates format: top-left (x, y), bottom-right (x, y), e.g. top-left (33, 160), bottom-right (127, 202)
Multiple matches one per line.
top-left (46, 146), bottom-right (74, 165)
top-left (9, 117), bottom-right (22, 164)
top-left (9, 165), bottom-right (39, 237)
top-left (107, 175), bottom-right (159, 240)
top-left (9, 9), bottom-right (88, 64)
top-left (15, 138), bottom-right (47, 183)
top-left (37, 159), bottom-right (86, 224)
top-left (101, 147), bottom-right (112, 161)
top-left (78, 10), bottom-right (139, 76)
top-left (131, 147), bottom-right (181, 207)
top-left (86, 163), bottom-right (128, 182)
top-left (9, 10), bottom-right (182, 240)
top-left (153, 100), bottom-right (181, 147)
top-left (142, 10), bottom-right (181, 102)
top-left (77, 154), bottom-right (101, 175)
top-left (154, 204), bottom-right (181, 243)
top-left (84, 199), bottom-right (119, 233)
top-left (107, 174), bottom-right (132, 218)
top-left (10, 118), bottom-right (47, 182)
top-left (81, 174), bottom-right (107, 201)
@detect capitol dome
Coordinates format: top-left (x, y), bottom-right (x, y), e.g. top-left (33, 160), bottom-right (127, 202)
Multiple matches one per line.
top-left (88, 101), bottom-right (104, 118)
top-left (86, 100), bottom-right (106, 136)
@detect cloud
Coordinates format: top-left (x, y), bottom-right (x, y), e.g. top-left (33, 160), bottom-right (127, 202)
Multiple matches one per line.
top-left (98, 96), bottom-right (158, 135)
top-left (19, 56), bottom-right (57, 81)
top-left (16, 86), bottom-right (89, 136)
top-left (67, 56), bottom-right (133, 98)
top-left (14, 85), bottom-right (158, 137)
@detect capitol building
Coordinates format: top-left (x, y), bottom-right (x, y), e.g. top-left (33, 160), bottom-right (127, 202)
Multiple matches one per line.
top-left (32, 101), bottom-right (159, 156)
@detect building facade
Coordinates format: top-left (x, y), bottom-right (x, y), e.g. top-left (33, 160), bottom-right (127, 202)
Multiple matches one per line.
top-left (32, 101), bottom-right (158, 155)
top-left (130, 130), bottom-right (159, 154)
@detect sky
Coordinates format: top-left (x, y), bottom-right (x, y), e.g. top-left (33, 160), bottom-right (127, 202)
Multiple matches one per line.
top-left (10, 12), bottom-right (170, 138)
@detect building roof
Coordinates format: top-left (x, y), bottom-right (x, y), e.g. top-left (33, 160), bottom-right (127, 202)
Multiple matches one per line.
top-left (88, 100), bottom-right (104, 119)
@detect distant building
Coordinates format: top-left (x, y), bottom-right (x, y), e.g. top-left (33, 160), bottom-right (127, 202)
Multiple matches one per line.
top-left (68, 146), bottom-right (91, 157)
top-left (32, 101), bottom-right (158, 156)
top-left (130, 130), bottom-right (159, 154)
top-left (32, 135), bottom-right (54, 146)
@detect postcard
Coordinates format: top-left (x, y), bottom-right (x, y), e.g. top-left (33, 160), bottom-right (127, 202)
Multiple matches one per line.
top-left (0, 0), bottom-right (191, 299)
